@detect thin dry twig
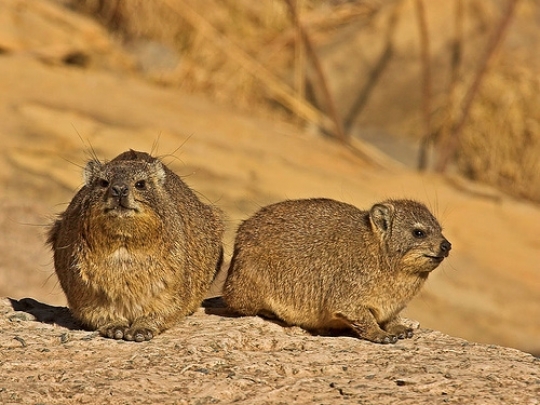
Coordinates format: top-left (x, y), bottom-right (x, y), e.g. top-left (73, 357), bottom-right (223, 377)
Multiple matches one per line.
top-left (434, 0), bottom-right (522, 172)
top-left (293, 0), bottom-right (307, 126)
top-left (263, 2), bottom-right (380, 56)
top-left (343, 0), bottom-right (404, 134)
top-left (434, 0), bottom-right (463, 172)
top-left (415, 0), bottom-right (433, 171)
top-left (284, 0), bottom-right (347, 142)
top-left (161, 0), bottom-right (335, 135)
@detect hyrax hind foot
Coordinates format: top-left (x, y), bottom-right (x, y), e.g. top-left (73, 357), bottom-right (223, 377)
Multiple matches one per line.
top-left (335, 313), bottom-right (412, 344)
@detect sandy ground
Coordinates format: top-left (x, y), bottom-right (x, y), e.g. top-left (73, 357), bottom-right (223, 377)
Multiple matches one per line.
top-left (0, 2), bottom-right (539, 403)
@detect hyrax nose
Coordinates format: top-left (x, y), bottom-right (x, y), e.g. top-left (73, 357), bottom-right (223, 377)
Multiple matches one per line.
top-left (110, 184), bottom-right (129, 199)
top-left (440, 239), bottom-right (452, 256)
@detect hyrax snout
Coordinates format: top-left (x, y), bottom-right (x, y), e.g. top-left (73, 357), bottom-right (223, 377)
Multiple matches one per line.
top-left (48, 150), bottom-right (224, 342)
top-left (223, 198), bottom-right (451, 344)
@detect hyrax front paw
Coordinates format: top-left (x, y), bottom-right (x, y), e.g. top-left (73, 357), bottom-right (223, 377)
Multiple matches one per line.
top-left (124, 327), bottom-right (154, 342)
top-left (99, 323), bottom-right (154, 342)
top-left (369, 331), bottom-right (399, 344)
top-left (385, 324), bottom-right (414, 340)
top-left (348, 321), bottom-right (399, 344)
top-left (99, 323), bottom-right (129, 340)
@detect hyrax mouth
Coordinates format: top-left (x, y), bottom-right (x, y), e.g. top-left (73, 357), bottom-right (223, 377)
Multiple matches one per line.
top-left (104, 202), bottom-right (139, 216)
top-left (424, 254), bottom-right (446, 263)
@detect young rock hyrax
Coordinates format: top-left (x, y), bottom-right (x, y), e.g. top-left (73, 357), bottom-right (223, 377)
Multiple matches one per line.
top-left (48, 150), bottom-right (224, 341)
top-left (223, 198), bottom-right (451, 344)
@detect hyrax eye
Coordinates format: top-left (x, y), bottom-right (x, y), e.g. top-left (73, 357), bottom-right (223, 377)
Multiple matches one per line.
top-left (98, 179), bottom-right (109, 188)
top-left (412, 229), bottom-right (426, 238)
top-left (135, 180), bottom-right (147, 190)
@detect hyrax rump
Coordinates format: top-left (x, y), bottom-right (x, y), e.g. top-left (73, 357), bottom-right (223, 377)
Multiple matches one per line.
top-left (48, 150), bottom-right (224, 342)
top-left (223, 198), bottom-right (451, 344)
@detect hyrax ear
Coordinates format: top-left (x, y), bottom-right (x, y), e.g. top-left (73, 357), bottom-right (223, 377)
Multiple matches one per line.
top-left (369, 203), bottom-right (395, 234)
top-left (149, 160), bottom-right (166, 185)
top-left (83, 160), bottom-right (102, 186)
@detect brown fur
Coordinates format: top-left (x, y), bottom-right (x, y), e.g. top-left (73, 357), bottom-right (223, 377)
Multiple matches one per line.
top-left (223, 198), bottom-right (451, 344)
top-left (48, 150), bottom-right (224, 342)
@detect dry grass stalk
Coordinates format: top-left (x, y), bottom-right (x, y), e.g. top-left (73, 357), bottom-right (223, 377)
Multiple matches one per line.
top-left (70, 0), bottom-right (379, 120)
top-left (435, 0), bottom-right (522, 172)
top-left (66, 0), bottom-right (540, 200)
top-left (343, 0), bottom-right (405, 134)
top-left (284, 0), bottom-right (346, 142)
top-left (456, 65), bottom-right (540, 202)
top-left (435, 0), bottom-right (464, 171)
top-left (415, 0), bottom-right (433, 171)
top-left (293, 0), bottom-right (307, 126)
top-left (165, 0), bottom-right (343, 135)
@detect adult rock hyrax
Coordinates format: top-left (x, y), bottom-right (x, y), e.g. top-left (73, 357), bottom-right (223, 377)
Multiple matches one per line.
top-left (223, 198), bottom-right (451, 344)
top-left (48, 149), bottom-right (224, 342)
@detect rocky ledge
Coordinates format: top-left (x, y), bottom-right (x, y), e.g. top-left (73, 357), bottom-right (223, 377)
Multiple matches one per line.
top-left (0, 297), bottom-right (538, 404)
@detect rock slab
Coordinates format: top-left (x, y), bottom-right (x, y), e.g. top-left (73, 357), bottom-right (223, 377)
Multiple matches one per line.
top-left (1, 297), bottom-right (539, 404)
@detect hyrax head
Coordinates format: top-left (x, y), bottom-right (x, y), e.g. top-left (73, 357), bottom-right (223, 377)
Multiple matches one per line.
top-left (369, 199), bottom-right (451, 273)
top-left (83, 150), bottom-right (166, 218)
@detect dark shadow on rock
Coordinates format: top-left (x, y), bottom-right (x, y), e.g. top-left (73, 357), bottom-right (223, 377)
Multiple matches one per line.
top-left (202, 296), bottom-right (239, 318)
top-left (9, 297), bottom-right (82, 330)
top-left (202, 296), bottom-right (289, 327)
top-left (202, 296), bottom-right (357, 337)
